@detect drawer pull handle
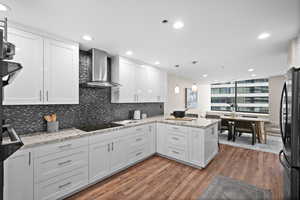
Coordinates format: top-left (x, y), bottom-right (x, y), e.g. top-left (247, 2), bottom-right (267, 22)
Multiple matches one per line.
top-left (136, 138), bottom-right (142, 142)
top-left (58, 144), bottom-right (72, 149)
top-left (136, 152), bottom-right (142, 156)
top-left (172, 137), bottom-right (179, 141)
top-left (58, 182), bottom-right (71, 189)
top-left (172, 150), bottom-right (179, 154)
top-left (58, 160), bottom-right (72, 166)
top-left (172, 127), bottom-right (179, 130)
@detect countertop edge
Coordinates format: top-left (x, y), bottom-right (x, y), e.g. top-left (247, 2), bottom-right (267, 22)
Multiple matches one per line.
top-left (16, 117), bottom-right (219, 149)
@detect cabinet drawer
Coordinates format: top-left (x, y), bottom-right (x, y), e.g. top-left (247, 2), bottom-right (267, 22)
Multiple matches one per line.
top-left (167, 132), bottom-right (187, 148)
top-left (166, 124), bottom-right (188, 133)
top-left (128, 145), bottom-right (148, 164)
top-left (36, 137), bottom-right (88, 158)
top-left (35, 166), bottom-right (88, 200)
top-left (35, 146), bottom-right (88, 182)
top-left (132, 125), bottom-right (148, 134)
top-left (167, 146), bottom-right (187, 161)
top-left (129, 132), bottom-right (147, 148)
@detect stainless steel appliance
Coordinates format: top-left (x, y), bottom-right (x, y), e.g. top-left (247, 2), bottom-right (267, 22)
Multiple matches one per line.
top-left (279, 67), bottom-right (300, 200)
top-left (82, 48), bottom-right (121, 88)
top-left (0, 18), bottom-right (24, 200)
top-left (133, 110), bottom-right (141, 120)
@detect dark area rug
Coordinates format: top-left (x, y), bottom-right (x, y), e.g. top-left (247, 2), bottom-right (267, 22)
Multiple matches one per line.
top-left (198, 176), bottom-right (272, 200)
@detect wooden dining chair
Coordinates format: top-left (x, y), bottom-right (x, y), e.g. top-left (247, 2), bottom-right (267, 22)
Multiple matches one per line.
top-left (233, 120), bottom-right (256, 145)
top-left (221, 119), bottom-right (234, 140)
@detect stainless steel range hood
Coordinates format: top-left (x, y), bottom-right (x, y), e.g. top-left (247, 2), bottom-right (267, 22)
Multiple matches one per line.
top-left (84, 48), bottom-right (121, 88)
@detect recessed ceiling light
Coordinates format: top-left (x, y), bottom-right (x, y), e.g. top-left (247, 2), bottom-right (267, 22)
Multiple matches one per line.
top-left (251, 74), bottom-right (257, 77)
top-left (82, 35), bottom-right (93, 41)
top-left (0, 3), bottom-right (10, 11)
top-left (248, 68), bottom-right (254, 72)
top-left (203, 74), bottom-right (208, 78)
top-left (174, 64), bottom-right (180, 68)
top-left (126, 50), bottom-right (133, 56)
top-left (155, 61), bottom-right (160, 65)
top-left (192, 61), bottom-right (198, 64)
top-left (258, 32), bottom-right (271, 40)
top-left (173, 21), bottom-right (184, 29)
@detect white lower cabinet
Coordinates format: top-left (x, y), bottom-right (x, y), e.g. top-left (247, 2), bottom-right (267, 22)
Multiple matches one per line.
top-left (4, 149), bottom-right (34, 200)
top-left (157, 123), bottom-right (219, 168)
top-left (89, 134), bottom-right (128, 183)
top-left (156, 123), bottom-right (166, 154)
top-left (34, 137), bottom-right (89, 200)
top-left (89, 141), bottom-right (111, 183)
top-left (4, 122), bottom-right (218, 200)
top-left (35, 167), bottom-right (88, 200)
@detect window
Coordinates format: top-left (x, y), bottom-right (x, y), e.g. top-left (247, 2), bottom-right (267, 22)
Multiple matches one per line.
top-left (211, 78), bottom-right (269, 114)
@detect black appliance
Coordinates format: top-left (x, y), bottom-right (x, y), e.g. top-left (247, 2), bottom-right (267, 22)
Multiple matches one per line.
top-left (0, 18), bottom-right (23, 200)
top-left (279, 67), bottom-right (300, 200)
top-left (76, 123), bottom-right (123, 132)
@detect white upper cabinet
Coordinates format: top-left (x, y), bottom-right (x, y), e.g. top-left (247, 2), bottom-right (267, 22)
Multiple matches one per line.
top-left (111, 57), bottom-right (137, 103)
top-left (111, 56), bottom-right (167, 103)
top-left (44, 38), bottom-right (79, 104)
top-left (4, 26), bottom-right (79, 105)
top-left (4, 28), bottom-right (44, 105)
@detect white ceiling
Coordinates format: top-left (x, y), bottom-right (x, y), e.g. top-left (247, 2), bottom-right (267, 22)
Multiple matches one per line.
top-left (1, 0), bottom-right (299, 83)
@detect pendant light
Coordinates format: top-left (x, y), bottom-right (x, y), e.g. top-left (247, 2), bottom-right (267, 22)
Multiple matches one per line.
top-left (174, 85), bottom-right (180, 94)
top-left (192, 83), bottom-right (197, 92)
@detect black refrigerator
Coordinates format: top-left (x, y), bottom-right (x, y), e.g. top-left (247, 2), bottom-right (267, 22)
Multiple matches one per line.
top-left (0, 19), bottom-right (23, 200)
top-left (279, 67), bottom-right (300, 200)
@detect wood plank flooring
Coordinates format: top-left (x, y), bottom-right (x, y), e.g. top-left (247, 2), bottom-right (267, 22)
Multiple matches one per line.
top-left (66, 144), bottom-right (283, 200)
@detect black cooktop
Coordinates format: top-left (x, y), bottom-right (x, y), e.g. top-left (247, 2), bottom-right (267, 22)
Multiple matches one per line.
top-left (77, 123), bottom-right (123, 132)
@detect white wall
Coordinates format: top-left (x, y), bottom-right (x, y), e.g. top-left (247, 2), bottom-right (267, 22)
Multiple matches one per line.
top-left (197, 84), bottom-right (211, 116)
top-left (165, 73), bottom-right (211, 116)
top-left (269, 75), bottom-right (285, 126)
top-left (165, 73), bottom-right (194, 115)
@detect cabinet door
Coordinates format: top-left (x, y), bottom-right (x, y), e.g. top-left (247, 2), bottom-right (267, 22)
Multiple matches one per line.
top-left (145, 66), bottom-right (160, 102)
top-left (135, 65), bottom-right (148, 102)
top-left (4, 150), bottom-right (33, 200)
top-left (156, 123), bottom-right (167, 154)
top-left (110, 138), bottom-right (127, 173)
top-left (116, 60), bottom-right (137, 103)
top-left (159, 70), bottom-right (167, 102)
top-left (189, 128), bottom-right (204, 167)
top-left (44, 38), bottom-right (79, 104)
top-left (4, 28), bottom-right (44, 105)
top-left (89, 141), bottom-right (111, 183)
top-left (148, 123), bottom-right (156, 155)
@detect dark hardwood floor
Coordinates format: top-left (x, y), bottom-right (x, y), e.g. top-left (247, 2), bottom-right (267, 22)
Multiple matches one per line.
top-left (66, 144), bottom-right (283, 200)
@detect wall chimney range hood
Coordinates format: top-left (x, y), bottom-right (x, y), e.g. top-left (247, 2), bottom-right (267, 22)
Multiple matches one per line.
top-left (83, 48), bottom-right (121, 88)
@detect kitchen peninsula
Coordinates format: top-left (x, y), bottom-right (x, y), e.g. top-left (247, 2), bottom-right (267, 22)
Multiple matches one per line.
top-left (3, 116), bottom-right (219, 200)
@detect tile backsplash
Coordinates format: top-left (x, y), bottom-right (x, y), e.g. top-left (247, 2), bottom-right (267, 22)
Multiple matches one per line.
top-left (3, 51), bottom-right (164, 134)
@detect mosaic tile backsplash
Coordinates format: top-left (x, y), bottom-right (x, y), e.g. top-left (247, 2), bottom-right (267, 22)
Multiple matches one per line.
top-left (3, 51), bottom-right (164, 134)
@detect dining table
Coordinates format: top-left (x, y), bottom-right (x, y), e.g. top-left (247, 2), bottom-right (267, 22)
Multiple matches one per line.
top-left (220, 115), bottom-right (270, 144)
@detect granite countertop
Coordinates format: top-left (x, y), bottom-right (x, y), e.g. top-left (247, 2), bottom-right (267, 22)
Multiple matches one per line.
top-left (3, 115), bottom-right (219, 149)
